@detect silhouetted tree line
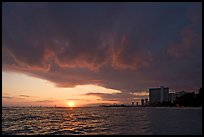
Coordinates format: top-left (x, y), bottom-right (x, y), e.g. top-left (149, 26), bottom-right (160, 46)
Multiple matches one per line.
top-left (152, 87), bottom-right (202, 107)
top-left (174, 87), bottom-right (202, 107)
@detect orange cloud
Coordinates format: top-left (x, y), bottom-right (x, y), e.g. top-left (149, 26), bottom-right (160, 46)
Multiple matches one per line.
top-left (110, 34), bottom-right (153, 70)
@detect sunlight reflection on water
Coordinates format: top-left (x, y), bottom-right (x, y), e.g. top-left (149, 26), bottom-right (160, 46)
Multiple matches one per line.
top-left (2, 107), bottom-right (202, 135)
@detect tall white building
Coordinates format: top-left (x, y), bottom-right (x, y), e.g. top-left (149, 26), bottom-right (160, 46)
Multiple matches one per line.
top-left (149, 86), bottom-right (169, 105)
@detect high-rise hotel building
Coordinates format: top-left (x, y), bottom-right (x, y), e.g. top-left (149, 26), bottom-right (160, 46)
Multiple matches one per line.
top-left (149, 86), bottom-right (169, 105)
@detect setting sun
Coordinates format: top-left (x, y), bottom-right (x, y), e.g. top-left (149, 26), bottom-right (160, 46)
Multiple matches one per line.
top-left (67, 102), bottom-right (75, 107)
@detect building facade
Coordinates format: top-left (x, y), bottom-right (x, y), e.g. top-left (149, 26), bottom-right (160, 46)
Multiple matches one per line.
top-left (169, 92), bottom-right (176, 103)
top-left (149, 86), bottom-right (169, 105)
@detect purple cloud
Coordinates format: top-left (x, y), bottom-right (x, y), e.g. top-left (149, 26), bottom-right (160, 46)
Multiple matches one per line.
top-left (2, 2), bottom-right (202, 96)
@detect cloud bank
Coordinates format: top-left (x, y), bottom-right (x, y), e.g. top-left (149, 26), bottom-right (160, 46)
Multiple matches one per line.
top-left (2, 2), bottom-right (202, 95)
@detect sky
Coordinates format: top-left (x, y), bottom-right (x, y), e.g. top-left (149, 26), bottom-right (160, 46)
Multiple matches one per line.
top-left (2, 2), bottom-right (202, 107)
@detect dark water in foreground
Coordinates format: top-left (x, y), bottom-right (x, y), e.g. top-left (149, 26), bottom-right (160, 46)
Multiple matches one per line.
top-left (2, 107), bottom-right (202, 135)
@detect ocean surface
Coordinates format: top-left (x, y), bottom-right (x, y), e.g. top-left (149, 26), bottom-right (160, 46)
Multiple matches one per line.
top-left (2, 107), bottom-right (202, 135)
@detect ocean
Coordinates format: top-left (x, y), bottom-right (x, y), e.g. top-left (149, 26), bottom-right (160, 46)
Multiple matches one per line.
top-left (2, 107), bottom-right (202, 135)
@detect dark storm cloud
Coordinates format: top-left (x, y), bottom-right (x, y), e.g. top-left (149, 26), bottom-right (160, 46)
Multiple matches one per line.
top-left (2, 2), bottom-right (202, 95)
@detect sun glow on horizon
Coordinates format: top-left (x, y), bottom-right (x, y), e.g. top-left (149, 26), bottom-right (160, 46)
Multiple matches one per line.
top-left (2, 71), bottom-right (122, 107)
top-left (67, 101), bottom-right (75, 107)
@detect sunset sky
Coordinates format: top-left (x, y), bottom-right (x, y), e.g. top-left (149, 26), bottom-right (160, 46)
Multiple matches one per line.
top-left (2, 2), bottom-right (202, 107)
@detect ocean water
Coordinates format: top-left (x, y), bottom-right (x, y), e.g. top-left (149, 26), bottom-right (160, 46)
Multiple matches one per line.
top-left (2, 107), bottom-right (202, 135)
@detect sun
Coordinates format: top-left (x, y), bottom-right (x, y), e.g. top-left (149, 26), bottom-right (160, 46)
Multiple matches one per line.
top-left (67, 101), bottom-right (75, 107)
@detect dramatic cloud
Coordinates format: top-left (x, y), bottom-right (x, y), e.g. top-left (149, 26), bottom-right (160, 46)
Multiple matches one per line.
top-left (2, 2), bottom-right (202, 96)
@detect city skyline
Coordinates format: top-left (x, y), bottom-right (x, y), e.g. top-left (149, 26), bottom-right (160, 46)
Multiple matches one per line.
top-left (2, 2), bottom-right (202, 107)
